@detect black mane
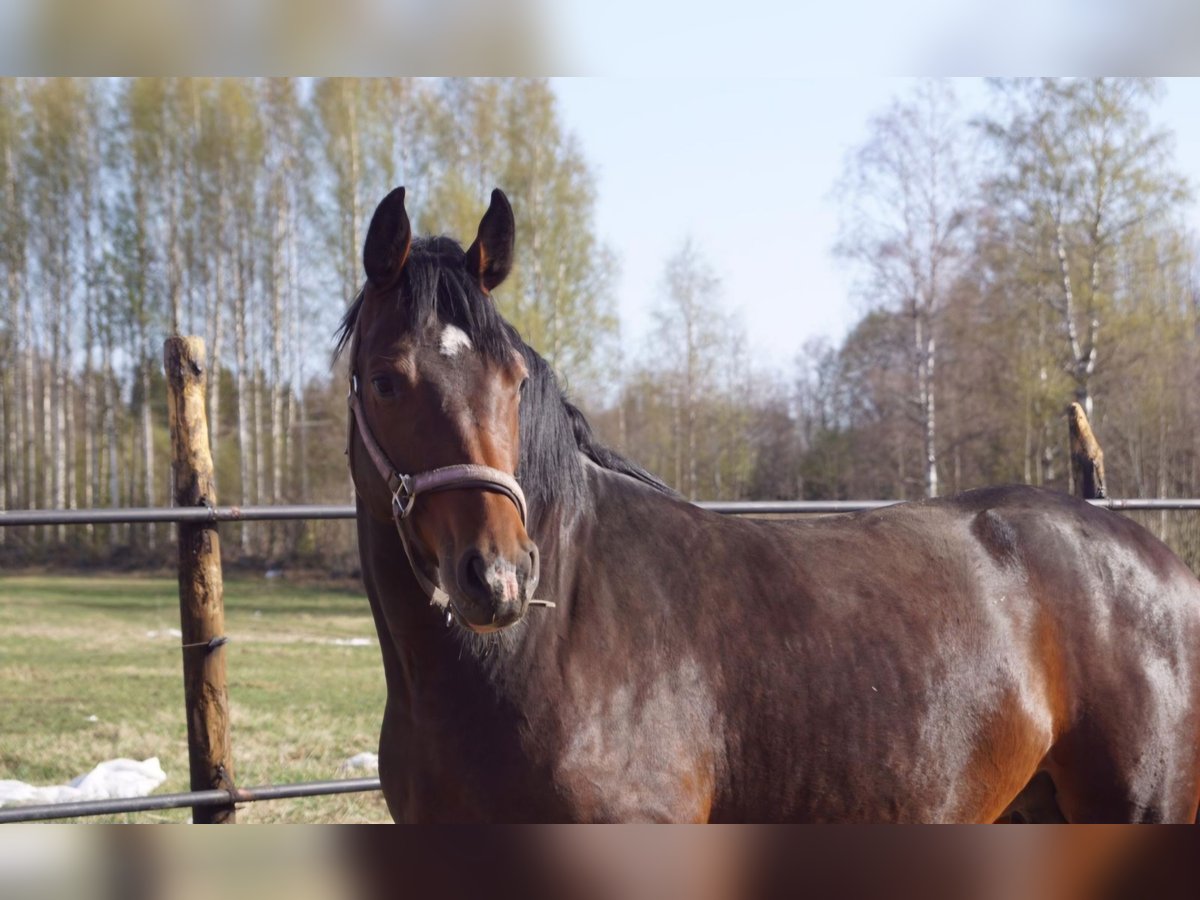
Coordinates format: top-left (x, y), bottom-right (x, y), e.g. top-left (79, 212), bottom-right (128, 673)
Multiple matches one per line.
top-left (335, 236), bottom-right (673, 519)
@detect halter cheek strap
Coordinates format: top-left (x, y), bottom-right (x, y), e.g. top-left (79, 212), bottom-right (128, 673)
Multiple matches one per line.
top-left (346, 375), bottom-right (553, 613)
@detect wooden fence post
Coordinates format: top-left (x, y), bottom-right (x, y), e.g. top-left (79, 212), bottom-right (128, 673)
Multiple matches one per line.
top-left (1068, 402), bottom-right (1107, 501)
top-left (164, 336), bottom-right (236, 824)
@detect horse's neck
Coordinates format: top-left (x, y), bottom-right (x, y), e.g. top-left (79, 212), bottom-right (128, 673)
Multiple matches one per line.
top-left (361, 462), bottom-right (670, 712)
top-left (359, 502), bottom-right (566, 712)
top-left (357, 508), bottom-right (439, 703)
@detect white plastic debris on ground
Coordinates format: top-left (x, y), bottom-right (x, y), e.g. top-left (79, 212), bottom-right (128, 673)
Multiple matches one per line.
top-left (328, 637), bottom-right (373, 647)
top-left (338, 752), bottom-right (379, 774)
top-left (0, 757), bottom-right (167, 808)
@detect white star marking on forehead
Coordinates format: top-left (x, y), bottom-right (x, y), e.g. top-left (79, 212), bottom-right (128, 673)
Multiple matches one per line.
top-left (439, 325), bottom-right (473, 357)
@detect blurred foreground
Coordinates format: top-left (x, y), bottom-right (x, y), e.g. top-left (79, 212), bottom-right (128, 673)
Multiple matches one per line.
top-left (1, 827), bottom-right (1195, 900)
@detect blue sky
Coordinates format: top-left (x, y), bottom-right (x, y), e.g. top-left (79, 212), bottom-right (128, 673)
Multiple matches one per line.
top-left (549, 2), bottom-right (1200, 77)
top-left (550, 78), bottom-right (1200, 371)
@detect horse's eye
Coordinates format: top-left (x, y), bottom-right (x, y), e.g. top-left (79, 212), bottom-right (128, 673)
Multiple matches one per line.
top-left (519, 377), bottom-right (529, 395)
top-left (371, 376), bottom-right (395, 397)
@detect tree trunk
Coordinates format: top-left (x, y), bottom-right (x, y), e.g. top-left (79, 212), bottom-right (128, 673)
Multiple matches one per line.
top-left (166, 122), bottom-right (183, 335)
top-left (234, 237), bottom-right (250, 553)
top-left (211, 272), bottom-right (225, 461)
top-left (63, 316), bottom-right (76, 517)
top-left (270, 193), bottom-right (285, 508)
top-left (103, 335), bottom-right (120, 546)
top-left (61, 228), bottom-right (76, 524)
top-left (1054, 216), bottom-right (1094, 418)
top-left (141, 357), bottom-right (156, 550)
top-left (0, 366), bottom-right (7, 543)
top-left (923, 332), bottom-right (938, 499)
top-left (672, 384), bottom-right (682, 495)
top-left (289, 195), bottom-right (308, 507)
top-left (912, 303), bottom-right (938, 499)
top-left (2, 274), bottom-right (15, 520)
top-left (41, 358), bottom-right (52, 540)
top-left (685, 308), bottom-right (697, 500)
top-left (252, 363), bottom-right (265, 510)
top-left (82, 166), bottom-right (96, 537)
top-left (52, 271), bottom-right (67, 541)
top-left (344, 81), bottom-right (362, 299)
top-left (22, 290), bottom-right (35, 511)
top-left (4, 138), bottom-right (22, 512)
top-left (208, 156), bottom-right (230, 461)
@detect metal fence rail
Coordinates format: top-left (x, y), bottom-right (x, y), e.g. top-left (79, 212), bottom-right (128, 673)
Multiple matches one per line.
top-left (0, 777), bottom-right (383, 823)
top-left (5, 497), bottom-right (1200, 528)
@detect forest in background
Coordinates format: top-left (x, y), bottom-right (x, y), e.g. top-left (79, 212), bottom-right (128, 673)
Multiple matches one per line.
top-left (0, 77), bottom-right (1197, 570)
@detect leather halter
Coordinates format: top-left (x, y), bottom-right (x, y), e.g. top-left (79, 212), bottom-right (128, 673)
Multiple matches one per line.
top-left (347, 373), bottom-right (550, 612)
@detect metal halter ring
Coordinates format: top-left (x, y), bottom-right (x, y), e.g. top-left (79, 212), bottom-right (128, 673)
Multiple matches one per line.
top-left (391, 473), bottom-right (417, 519)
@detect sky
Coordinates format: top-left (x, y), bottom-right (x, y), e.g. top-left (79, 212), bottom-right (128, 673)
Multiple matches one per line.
top-left (550, 77), bottom-right (1200, 372)
top-left (549, 1), bottom-right (1200, 77)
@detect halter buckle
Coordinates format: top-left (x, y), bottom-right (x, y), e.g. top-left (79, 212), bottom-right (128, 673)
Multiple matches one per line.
top-left (391, 473), bottom-right (417, 519)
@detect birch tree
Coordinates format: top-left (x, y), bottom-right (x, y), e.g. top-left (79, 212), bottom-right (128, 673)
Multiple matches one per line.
top-left (981, 78), bottom-right (1190, 419)
top-left (835, 80), bottom-right (972, 498)
top-left (649, 239), bottom-right (727, 500)
top-left (0, 79), bottom-right (28, 521)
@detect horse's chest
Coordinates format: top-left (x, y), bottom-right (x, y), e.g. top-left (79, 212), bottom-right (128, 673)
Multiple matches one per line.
top-left (551, 658), bottom-right (723, 822)
top-left (380, 657), bottom-right (723, 822)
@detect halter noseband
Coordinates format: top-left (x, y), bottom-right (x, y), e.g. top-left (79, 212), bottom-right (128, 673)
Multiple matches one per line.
top-left (347, 373), bottom-right (552, 614)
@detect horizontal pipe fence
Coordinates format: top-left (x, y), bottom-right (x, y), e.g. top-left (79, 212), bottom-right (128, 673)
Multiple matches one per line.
top-left (1, 495), bottom-right (1198, 822)
top-left (5, 496), bottom-right (1200, 528)
top-left (0, 778), bottom-right (383, 825)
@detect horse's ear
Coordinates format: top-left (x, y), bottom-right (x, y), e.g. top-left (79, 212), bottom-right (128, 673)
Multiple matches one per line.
top-left (465, 189), bottom-right (515, 293)
top-left (363, 187), bottom-right (412, 291)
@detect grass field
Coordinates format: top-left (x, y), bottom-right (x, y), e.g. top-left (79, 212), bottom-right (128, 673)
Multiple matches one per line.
top-left (0, 571), bottom-right (392, 823)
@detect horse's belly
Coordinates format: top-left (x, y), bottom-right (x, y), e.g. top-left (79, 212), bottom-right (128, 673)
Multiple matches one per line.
top-left (717, 652), bottom-right (1056, 823)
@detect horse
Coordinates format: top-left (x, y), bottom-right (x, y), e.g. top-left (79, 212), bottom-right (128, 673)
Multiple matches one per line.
top-left (339, 186), bottom-right (1200, 823)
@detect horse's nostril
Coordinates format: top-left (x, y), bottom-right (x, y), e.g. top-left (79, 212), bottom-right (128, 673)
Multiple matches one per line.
top-left (468, 554), bottom-right (489, 593)
top-left (468, 556), bottom-right (487, 592)
top-left (456, 551), bottom-right (490, 605)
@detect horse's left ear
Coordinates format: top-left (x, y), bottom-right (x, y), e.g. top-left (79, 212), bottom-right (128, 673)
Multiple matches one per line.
top-left (465, 189), bottom-right (515, 293)
top-left (363, 186), bottom-right (412, 291)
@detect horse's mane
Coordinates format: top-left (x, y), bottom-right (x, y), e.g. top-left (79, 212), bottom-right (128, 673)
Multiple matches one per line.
top-left (335, 236), bottom-right (674, 519)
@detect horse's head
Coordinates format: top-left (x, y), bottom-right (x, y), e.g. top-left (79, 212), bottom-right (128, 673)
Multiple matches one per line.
top-left (346, 187), bottom-right (539, 633)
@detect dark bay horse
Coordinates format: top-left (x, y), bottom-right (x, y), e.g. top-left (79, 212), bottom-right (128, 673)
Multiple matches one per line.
top-left (340, 186), bottom-right (1200, 823)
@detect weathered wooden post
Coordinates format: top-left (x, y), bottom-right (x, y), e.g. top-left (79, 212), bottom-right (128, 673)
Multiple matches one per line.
top-left (1068, 402), bottom-right (1107, 501)
top-left (164, 336), bottom-right (236, 823)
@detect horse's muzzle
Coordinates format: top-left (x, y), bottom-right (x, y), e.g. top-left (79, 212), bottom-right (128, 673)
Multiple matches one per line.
top-left (453, 543), bottom-right (540, 631)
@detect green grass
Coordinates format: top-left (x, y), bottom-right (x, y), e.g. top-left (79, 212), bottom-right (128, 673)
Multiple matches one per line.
top-left (0, 572), bottom-right (391, 823)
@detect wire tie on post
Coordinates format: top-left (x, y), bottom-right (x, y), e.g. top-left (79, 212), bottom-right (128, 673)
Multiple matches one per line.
top-left (215, 764), bottom-right (241, 806)
top-left (180, 636), bottom-right (229, 653)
